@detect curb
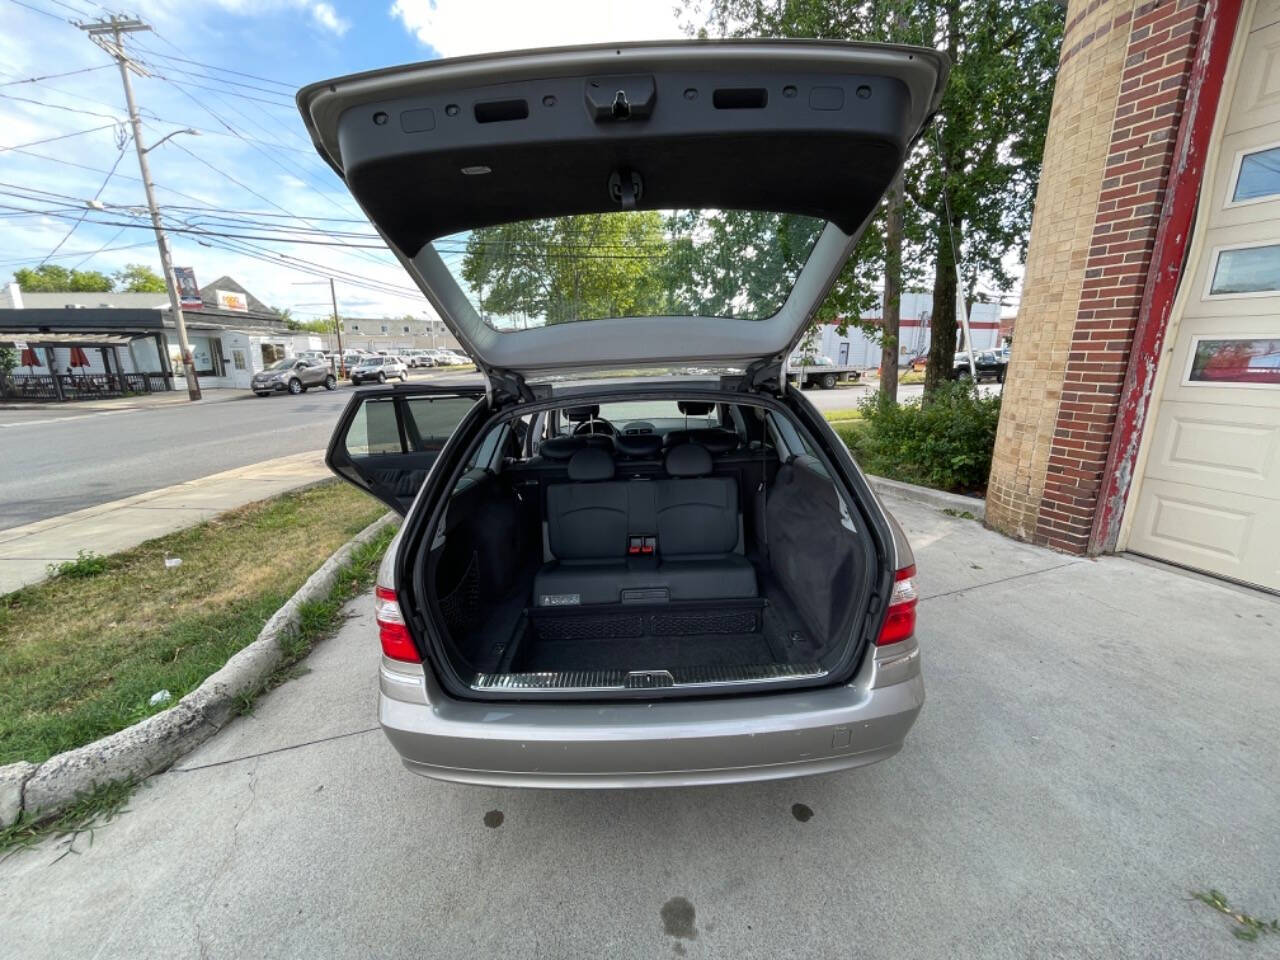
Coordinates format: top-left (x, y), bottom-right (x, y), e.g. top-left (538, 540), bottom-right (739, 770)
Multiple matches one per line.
top-left (867, 474), bottom-right (986, 520)
top-left (0, 512), bottom-right (398, 829)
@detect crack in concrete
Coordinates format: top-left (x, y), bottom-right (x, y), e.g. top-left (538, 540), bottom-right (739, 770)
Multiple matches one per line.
top-left (171, 726), bottom-right (380, 774)
top-left (919, 559), bottom-right (1083, 603)
top-left (193, 758), bottom-right (259, 957)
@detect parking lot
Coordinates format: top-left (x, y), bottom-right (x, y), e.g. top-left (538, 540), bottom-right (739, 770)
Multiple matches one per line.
top-left (2, 492), bottom-right (1275, 960)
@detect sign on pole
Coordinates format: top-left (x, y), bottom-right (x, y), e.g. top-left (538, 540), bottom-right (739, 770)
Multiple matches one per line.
top-left (175, 266), bottom-right (202, 309)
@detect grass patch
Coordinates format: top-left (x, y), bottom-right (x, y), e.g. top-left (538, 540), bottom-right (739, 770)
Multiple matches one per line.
top-left (1192, 890), bottom-right (1280, 942)
top-left (822, 408), bottom-right (864, 424)
top-left (899, 371), bottom-right (926, 385)
top-left (45, 550), bottom-right (109, 580)
top-left (941, 508), bottom-right (979, 520)
top-left (0, 481), bottom-right (386, 767)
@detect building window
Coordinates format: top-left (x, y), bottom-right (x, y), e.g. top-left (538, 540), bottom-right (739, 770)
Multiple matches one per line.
top-left (1208, 244), bottom-right (1280, 297)
top-left (403, 325), bottom-right (410, 333)
top-left (261, 343), bottom-right (285, 365)
top-left (1185, 336), bottom-right (1280, 387)
top-left (381, 324), bottom-right (388, 333)
top-left (350, 323), bottom-right (359, 331)
top-left (1232, 145), bottom-right (1280, 203)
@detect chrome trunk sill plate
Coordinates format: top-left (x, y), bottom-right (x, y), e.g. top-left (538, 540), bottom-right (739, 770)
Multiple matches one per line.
top-left (471, 662), bottom-right (827, 693)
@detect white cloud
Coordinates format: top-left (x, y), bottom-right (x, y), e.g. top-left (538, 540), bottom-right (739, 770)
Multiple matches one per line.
top-left (389, 0), bottom-right (685, 57)
top-left (309, 2), bottom-right (350, 35)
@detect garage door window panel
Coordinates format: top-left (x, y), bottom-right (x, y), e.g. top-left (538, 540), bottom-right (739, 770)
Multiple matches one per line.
top-left (1231, 143), bottom-right (1280, 204)
top-left (1207, 243), bottom-right (1280, 297)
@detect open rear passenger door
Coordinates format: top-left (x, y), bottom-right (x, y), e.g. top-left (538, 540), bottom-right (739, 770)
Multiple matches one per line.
top-left (326, 385), bottom-right (485, 513)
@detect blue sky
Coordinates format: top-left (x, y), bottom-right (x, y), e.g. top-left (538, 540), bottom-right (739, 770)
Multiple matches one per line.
top-left (0, 0), bottom-right (684, 321)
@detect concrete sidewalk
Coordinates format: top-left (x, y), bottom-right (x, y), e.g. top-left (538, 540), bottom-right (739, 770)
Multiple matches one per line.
top-left (0, 451), bottom-right (329, 594)
top-left (1, 492), bottom-right (1276, 959)
top-left (0, 389), bottom-right (250, 419)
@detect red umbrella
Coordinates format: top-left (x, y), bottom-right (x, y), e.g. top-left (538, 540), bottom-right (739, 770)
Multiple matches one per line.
top-left (20, 347), bottom-right (38, 371)
top-left (68, 346), bottom-right (90, 368)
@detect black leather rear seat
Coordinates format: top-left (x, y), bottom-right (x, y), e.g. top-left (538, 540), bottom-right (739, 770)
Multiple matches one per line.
top-left (533, 444), bottom-right (757, 607)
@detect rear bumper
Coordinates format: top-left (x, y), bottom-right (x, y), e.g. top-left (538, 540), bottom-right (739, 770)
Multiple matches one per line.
top-left (377, 640), bottom-right (923, 788)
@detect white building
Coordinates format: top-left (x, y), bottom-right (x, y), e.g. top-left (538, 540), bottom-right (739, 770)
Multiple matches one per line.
top-left (797, 291), bottom-right (1005, 368)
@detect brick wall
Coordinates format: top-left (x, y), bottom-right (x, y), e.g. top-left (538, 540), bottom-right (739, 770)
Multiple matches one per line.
top-left (987, 0), bottom-right (1207, 553)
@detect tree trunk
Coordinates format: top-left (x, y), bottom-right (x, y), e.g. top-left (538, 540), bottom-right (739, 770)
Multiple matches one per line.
top-left (924, 214), bottom-right (959, 395)
top-left (880, 169), bottom-right (904, 403)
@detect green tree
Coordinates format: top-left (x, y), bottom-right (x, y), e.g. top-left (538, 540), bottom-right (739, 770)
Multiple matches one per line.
top-left (12, 264), bottom-right (113, 292)
top-left (462, 211), bottom-right (669, 326)
top-left (113, 263), bottom-right (166, 293)
top-left (684, 0), bottom-right (1064, 394)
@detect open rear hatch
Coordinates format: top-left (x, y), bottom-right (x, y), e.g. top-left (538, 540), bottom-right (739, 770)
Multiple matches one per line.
top-left (297, 40), bottom-right (948, 378)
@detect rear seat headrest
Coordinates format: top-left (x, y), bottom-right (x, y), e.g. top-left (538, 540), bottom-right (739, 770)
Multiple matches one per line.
top-left (664, 428), bottom-right (740, 455)
top-left (665, 443), bottom-right (713, 478)
top-left (539, 435), bottom-right (613, 461)
top-left (567, 447), bottom-right (615, 481)
top-left (614, 433), bottom-right (662, 459)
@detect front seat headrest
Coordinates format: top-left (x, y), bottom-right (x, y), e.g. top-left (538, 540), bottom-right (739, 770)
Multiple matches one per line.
top-left (614, 433), bottom-right (662, 459)
top-left (567, 447), bottom-right (615, 482)
top-left (665, 443), bottom-right (713, 478)
top-left (676, 400), bottom-right (715, 416)
top-left (538, 436), bottom-right (582, 461)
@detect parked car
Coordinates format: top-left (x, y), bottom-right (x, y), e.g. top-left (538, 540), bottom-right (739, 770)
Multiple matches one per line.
top-left (301, 39), bottom-right (943, 788)
top-left (430, 349), bottom-right (469, 366)
top-left (398, 350), bottom-right (430, 368)
top-left (349, 355), bottom-right (409, 384)
top-left (295, 350), bottom-right (329, 363)
top-left (951, 350), bottom-right (1007, 383)
top-left (251, 357), bottom-right (336, 396)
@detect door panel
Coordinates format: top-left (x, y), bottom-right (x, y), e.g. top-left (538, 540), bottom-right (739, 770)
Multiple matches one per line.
top-left (1125, 1), bottom-right (1280, 591)
top-left (327, 386), bottom-right (484, 513)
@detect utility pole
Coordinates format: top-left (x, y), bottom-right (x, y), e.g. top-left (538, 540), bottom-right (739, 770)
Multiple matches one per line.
top-left (79, 15), bottom-right (201, 400)
top-left (328, 277), bottom-right (345, 374)
top-left (293, 279), bottom-right (346, 375)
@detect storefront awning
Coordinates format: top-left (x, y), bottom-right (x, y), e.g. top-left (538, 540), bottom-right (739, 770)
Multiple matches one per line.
top-left (0, 332), bottom-right (135, 346)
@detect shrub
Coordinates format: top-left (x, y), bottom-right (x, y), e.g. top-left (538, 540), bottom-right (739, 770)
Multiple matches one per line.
top-left (47, 550), bottom-right (110, 580)
top-left (847, 381), bottom-right (1001, 493)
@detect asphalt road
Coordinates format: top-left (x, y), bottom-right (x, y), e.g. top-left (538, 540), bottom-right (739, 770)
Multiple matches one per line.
top-left (0, 371), bottom-right (996, 531)
top-left (0, 371), bottom-right (481, 531)
top-left (2, 494), bottom-right (1275, 959)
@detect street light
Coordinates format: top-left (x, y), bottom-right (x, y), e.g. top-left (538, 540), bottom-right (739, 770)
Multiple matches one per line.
top-left (142, 127), bottom-right (199, 154)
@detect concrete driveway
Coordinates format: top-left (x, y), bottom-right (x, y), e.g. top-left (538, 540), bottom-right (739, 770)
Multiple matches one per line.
top-left (2, 493), bottom-right (1277, 959)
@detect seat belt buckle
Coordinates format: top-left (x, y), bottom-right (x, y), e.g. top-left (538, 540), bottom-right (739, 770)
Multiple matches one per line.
top-left (641, 536), bottom-right (656, 555)
top-left (628, 536), bottom-right (643, 555)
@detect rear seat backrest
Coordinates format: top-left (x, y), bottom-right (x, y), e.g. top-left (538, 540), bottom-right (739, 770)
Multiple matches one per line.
top-left (663, 427), bottom-right (740, 455)
top-left (544, 448), bottom-right (628, 561)
top-left (654, 444), bottom-right (739, 557)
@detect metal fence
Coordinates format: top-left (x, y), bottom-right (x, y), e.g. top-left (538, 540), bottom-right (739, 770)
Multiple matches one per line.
top-left (1, 372), bottom-right (172, 401)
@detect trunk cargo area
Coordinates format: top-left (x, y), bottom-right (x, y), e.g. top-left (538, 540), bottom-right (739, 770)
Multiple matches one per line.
top-left (418, 405), bottom-right (878, 698)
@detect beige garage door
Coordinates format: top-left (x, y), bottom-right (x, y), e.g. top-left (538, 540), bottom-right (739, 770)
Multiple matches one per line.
top-left (1126, 0), bottom-right (1280, 591)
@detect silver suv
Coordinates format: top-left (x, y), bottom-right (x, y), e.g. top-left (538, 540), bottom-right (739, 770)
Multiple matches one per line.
top-left (301, 39), bottom-right (944, 787)
top-left (349, 355), bottom-right (409, 385)
top-left (251, 357), bottom-right (335, 396)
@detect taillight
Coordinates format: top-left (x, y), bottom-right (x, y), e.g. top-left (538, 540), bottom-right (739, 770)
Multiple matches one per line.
top-left (876, 565), bottom-right (918, 646)
top-left (374, 585), bottom-right (420, 663)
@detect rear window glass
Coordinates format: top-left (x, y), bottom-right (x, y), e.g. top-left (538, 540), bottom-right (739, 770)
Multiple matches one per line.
top-left (433, 209), bottom-right (824, 330)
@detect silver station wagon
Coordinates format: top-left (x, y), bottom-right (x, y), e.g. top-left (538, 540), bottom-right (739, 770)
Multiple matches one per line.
top-left (298, 39), bottom-right (947, 787)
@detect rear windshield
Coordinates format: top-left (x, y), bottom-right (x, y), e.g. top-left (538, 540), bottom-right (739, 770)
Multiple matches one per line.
top-left (433, 209), bottom-right (823, 330)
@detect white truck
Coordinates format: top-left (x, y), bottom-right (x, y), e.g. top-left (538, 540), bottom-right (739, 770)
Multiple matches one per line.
top-left (785, 355), bottom-right (863, 389)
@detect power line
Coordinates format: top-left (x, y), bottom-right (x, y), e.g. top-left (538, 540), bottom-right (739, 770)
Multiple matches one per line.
top-left (0, 89), bottom-right (124, 121)
top-left (0, 122), bottom-right (117, 153)
top-left (127, 44), bottom-right (299, 90)
top-left (0, 63), bottom-right (113, 87)
top-left (40, 128), bottom-right (130, 264)
top-left (4, 0), bottom-right (68, 23)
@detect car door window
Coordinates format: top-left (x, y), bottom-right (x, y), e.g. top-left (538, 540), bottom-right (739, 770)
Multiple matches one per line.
top-left (344, 397), bottom-right (403, 456)
top-left (404, 396), bottom-right (476, 453)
